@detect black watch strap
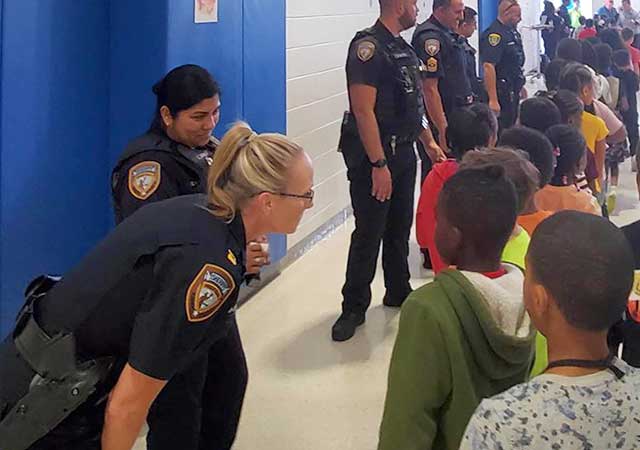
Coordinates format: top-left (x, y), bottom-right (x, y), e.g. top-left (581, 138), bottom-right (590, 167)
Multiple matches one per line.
top-left (370, 158), bottom-right (388, 168)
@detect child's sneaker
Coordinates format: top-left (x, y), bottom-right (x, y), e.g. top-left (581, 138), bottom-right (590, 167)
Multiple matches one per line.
top-left (608, 186), bottom-right (618, 215)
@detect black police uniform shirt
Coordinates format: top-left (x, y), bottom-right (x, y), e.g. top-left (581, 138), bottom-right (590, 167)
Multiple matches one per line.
top-left (35, 194), bottom-right (245, 385)
top-left (480, 19), bottom-right (526, 90)
top-left (346, 20), bottom-right (428, 141)
top-left (412, 16), bottom-right (473, 115)
top-left (111, 130), bottom-right (219, 223)
top-left (461, 37), bottom-right (483, 99)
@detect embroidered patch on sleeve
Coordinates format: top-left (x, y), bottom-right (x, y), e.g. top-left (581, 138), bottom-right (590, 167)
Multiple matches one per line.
top-left (427, 57), bottom-right (438, 72)
top-left (357, 41), bottom-right (376, 62)
top-left (128, 161), bottom-right (161, 200)
top-left (425, 39), bottom-right (441, 57)
top-left (185, 264), bottom-right (236, 323)
top-left (488, 33), bottom-right (502, 47)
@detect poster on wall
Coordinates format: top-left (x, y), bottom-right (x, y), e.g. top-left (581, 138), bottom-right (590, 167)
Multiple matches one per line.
top-left (195, 0), bottom-right (218, 23)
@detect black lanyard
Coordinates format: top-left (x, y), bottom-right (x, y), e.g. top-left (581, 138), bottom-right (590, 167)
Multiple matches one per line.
top-left (546, 354), bottom-right (625, 379)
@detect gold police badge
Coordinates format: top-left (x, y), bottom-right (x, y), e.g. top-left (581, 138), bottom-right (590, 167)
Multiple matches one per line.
top-left (185, 264), bottom-right (236, 323)
top-left (128, 161), bottom-right (161, 200)
top-left (357, 41), bottom-right (376, 62)
top-left (488, 33), bottom-right (502, 47)
top-left (425, 39), bottom-right (440, 57)
top-left (427, 57), bottom-right (438, 72)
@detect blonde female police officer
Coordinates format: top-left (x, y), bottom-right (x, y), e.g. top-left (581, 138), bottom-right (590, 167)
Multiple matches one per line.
top-left (0, 123), bottom-right (314, 450)
top-left (111, 65), bottom-right (269, 450)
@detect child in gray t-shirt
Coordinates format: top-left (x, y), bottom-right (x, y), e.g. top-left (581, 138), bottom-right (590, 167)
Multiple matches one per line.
top-left (460, 211), bottom-right (640, 450)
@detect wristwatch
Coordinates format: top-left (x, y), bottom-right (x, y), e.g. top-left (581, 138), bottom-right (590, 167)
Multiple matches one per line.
top-left (370, 158), bottom-right (388, 168)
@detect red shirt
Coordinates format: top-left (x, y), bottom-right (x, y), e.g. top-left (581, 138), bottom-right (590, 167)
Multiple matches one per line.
top-left (415, 160), bottom-right (459, 274)
top-left (627, 43), bottom-right (640, 72)
top-left (578, 28), bottom-right (597, 40)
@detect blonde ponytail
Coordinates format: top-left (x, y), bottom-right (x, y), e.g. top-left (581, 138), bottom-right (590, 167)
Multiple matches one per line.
top-left (207, 122), bottom-right (303, 221)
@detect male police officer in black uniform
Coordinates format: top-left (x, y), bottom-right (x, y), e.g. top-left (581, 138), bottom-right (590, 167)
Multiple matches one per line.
top-left (481, 0), bottom-right (526, 133)
top-left (332, 0), bottom-right (445, 342)
top-left (459, 7), bottom-right (485, 102)
top-left (412, 0), bottom-right (472, 150)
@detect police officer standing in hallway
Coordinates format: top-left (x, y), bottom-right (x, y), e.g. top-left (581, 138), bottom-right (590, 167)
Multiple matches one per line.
top-left (412, 0), bottom-right (473, 150)
top-left (0, 123), bottom-right (314, 450)
top-left (332, 0), bottom-right (445, 342)
top-left (481, 0), bottom-right (526, 133)
top-left (111, 65), bottom-right (268, 450)
top-left (459, 7), bottom-right (485, 102)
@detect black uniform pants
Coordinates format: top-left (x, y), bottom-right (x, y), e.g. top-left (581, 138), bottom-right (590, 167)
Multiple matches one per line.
top-left (415, 139), bottom-right (434, 186)
top-left (147, 317), bottom-right (248, 450)
top-left (498, 85), bottom-right (520, 135)
top-left (341, 141), bottom-right (416, 316)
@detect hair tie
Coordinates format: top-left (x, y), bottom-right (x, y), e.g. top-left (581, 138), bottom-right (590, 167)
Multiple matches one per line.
top-left (238, 132), bottom-right (257, 149)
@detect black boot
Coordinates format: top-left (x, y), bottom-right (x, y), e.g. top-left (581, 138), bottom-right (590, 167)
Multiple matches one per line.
top-left (332, 312), bottom-right (365, 342)
top-left (383, 290), bottom-right (412, 308)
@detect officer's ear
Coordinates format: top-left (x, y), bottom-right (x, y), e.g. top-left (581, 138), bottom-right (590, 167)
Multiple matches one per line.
top-left (160, 106), bottom-right (174, 128)
top-left (254, 192), bottom-right (275, 215)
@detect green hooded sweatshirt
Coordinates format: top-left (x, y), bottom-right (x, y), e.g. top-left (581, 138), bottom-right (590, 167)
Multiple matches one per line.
top-left (378, 269), bottom-right (535, 450)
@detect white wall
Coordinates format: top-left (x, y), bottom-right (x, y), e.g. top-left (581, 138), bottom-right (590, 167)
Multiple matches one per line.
top-left (286, 0), bottom-right (380, 248)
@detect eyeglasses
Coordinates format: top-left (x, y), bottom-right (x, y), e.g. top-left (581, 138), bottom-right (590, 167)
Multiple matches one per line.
top-left (264, 189), bottom-right (314, 203)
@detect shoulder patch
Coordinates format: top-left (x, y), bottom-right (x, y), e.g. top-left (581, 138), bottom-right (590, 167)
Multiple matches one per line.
top-left (185, 264), bottom-right (236, 323)
top-left (357, 41), bottom-right (376, 62)
top-left (425, 39), bottom-right (441, 57)
top-left (427, 57), bottom-right (438, 73)
top-left (488, 33), bottom-right (502, 47)
top-left (128, 161), bottom-right (161, 200)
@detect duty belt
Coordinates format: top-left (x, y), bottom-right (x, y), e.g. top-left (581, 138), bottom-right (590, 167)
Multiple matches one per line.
top-left (0, 276), bottom-right (115, 450)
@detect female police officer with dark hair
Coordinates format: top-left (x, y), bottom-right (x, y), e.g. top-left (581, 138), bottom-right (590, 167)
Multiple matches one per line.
top-left (0, 123), bottom-right (314, 450)
top-left (112, 64), bottom-right (222, 223)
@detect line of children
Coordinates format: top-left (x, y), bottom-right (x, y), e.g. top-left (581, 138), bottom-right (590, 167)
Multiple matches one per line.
top-left (458, 148), bottom-right (540, 270)
top-left (559, 62), bottom-right (609, 195)
top-left (498, 127), bottom-right (556, 235)
top-left (518, 97), bottom-right (562, 134)
top-left (380, 165), bottom-right (535, 450)
top-left (613, 47), bottom-right (640, 200)
top-left (416, 103), bottom-right (498, 273)
top-left (389, 24), bottom-right (640, 450)
top-left (536, 124), bottom-right (602, 215)
top-left (460, 212), bottom-right (639, 449)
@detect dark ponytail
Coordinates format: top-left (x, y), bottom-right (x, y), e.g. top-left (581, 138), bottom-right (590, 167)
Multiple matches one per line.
top-left (150, 64), bottom-right (220, 132)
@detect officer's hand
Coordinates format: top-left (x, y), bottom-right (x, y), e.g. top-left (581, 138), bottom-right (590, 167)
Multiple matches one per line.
top-left (246, 237), bottom-right (270, 274)
top-left (520, 87), bottom-right (528, 100)
top-left (489, 99), bottom-right (501, 116)
top-left (426, 141), bottom-right (447, 164)
top-left (437, 132), bottom-right (448, 154)
top-left (371, 166), bottom-right (393, 202)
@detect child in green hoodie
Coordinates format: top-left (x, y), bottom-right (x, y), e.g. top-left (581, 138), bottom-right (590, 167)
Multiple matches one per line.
top-left (378, 166), bottom-right (536, 450)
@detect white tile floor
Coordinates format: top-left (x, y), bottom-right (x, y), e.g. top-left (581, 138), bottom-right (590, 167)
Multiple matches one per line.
top-left (135, 162), bottom-right (640, 450)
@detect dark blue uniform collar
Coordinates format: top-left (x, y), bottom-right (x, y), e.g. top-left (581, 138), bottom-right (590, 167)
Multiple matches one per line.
top-left (427, 15), bottom-right (454, 34)
top-left (373, 19), bottom-right (401, 41)
top-left (494, 18), bottom-right (516, 32)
